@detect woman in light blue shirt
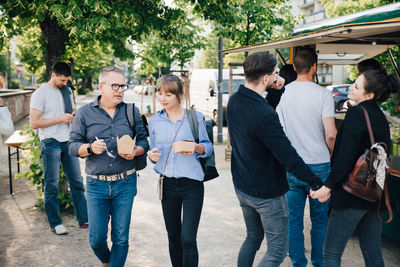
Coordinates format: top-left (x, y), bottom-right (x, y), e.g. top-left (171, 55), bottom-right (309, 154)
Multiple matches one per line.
top-left (148, 75), bottom-right (212, 267)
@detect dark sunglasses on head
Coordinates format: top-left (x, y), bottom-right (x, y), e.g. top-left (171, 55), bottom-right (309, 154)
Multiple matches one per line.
top-left (162, 75), bottom-right (179, 81)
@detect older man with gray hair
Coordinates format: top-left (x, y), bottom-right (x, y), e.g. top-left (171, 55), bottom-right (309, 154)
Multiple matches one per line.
top-left (69, 66), bottom-right (149, 267)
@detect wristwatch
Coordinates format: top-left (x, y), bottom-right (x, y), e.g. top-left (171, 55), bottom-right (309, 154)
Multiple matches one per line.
top-left (87, 143), bottom-right (92, 155)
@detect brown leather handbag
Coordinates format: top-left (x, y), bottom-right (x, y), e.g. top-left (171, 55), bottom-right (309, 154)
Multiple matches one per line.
top-left (342, 106), bottom-right (393, 223)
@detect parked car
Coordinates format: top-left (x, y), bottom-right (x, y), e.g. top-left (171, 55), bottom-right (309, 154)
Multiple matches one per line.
top-left (326, 84), bottom-right (351, 112)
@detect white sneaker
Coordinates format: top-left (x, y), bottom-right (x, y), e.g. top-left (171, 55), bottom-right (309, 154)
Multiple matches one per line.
top-left (52, 224), bottom-right (69, 235)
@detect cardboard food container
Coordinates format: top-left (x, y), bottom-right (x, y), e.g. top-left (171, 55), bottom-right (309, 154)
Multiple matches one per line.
top-left (173, 140), bottom-right (196, 153)
top-left (117, 135), bottom-right (136, 154)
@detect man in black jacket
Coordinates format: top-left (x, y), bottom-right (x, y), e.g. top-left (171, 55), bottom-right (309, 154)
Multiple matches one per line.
top-left (227, 51), bottom-right (323, 267)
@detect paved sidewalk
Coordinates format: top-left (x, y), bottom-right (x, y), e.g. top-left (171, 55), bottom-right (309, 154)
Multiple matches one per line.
top-left (0, 97), bottom-right (399, 266)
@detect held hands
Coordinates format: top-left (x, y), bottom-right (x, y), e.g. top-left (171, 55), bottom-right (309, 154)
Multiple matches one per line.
top-left (309, 185), bottom-right (331, 203)
top-left (119, 145), bottom-right (137, 161)
top-left (148, 148), bottom-right (161, 162)
top-left (271, 75), bottom-right (285, 90)
top-left (59, 113), bottom-right (75, 124)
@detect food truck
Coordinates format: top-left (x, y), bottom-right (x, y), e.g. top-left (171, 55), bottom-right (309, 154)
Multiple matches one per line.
top-left (220, 2), bottom-right (400, 241)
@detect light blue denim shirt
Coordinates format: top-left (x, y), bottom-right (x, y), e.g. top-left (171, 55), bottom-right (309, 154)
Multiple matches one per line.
top-left (148, 109), bottom-right (212, 181)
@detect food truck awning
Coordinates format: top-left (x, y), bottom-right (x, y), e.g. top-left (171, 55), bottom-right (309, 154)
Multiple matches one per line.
top-left (221, 3), bottom-right (400, 65)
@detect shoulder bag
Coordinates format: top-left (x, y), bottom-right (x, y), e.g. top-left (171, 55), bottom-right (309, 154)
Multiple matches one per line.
top-left (342, 106), bottom-right (393, 223)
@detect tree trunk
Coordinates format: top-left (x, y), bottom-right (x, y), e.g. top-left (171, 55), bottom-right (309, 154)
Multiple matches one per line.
top-left (85, 76), bottom-right (93, 91)
top-left (40, 14), bottom-right (67, 80)
top-left (69, 57), bottom-right (74, 80)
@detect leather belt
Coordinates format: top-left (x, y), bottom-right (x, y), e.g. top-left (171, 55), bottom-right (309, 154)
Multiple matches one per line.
top-left (87, 169), bottom-right (136, 182)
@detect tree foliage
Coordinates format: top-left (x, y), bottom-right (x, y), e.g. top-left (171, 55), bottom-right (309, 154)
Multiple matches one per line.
top-left (0, 0), bottom-right (181, 78)
top-left (193, 0), bottom-right (298, 68)
top-left (197, 31), bottom-right (245, 69)
top-left (0, 53), bottom-right (8, 74)
top-left (65, 39), bottom-right (114, 91)
top-left (136, 5), bottom-right (205, 76)
top-left (16, 125), bottom-right (73, 210)
top-left (193, 0), bottom-right (297, 47)
top-left (321, 0), bottom-right (400, 18)
top-left (136, 33), bottom-right (174, 77)
top-left (15, 26), bottom-right (44, 75)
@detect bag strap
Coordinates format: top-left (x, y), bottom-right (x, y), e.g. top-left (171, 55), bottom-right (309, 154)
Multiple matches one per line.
top-left (360, 106), bottom-right (392, 223)
top-left (125, 103), bottom-right (135, 130)
top-left (376, 182), bottom-right (393, 223)
top-left (161, 110), bottom-right (186, 177)
top-left (187, 109), bottom-right (199, 143)
top-left (360, 106), bottom-right (375, 146)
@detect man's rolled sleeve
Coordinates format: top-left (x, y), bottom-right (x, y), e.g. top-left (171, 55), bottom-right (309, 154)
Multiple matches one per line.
top-left (197, 113), bottom-right (212, 158)
top-left (68, 109), bottom-right (86, 157)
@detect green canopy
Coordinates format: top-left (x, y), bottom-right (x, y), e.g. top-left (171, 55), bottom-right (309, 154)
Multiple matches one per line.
top-left (222, 3), bottom-right (400, 65)
top-left (294, 3), bottom-right (400, 36)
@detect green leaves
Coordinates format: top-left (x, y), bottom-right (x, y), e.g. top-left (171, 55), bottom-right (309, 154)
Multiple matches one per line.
top-left (321, 0), bottom-right (398, 18)
top-left (0, 0), bottom-right (186, 77)
top-left (136, 5), bottom-right (206, 75)
top-left (15, 125), bottom-right (73, 210)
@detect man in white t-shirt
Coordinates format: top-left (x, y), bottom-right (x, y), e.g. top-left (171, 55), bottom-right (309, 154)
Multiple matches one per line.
top-left (30, 62), bottom-right (88, 235)
top-left (276, 47), bottom-right (337, 267)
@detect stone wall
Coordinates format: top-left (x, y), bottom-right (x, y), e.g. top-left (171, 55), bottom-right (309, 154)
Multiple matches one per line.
top-left (0, 89), bottom-right (34, 123)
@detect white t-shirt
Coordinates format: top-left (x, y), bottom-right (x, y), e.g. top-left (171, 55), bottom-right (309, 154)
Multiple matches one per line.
top-left (276, 81), bottom-right (335, 164)
top-left (30, 84), bottom-right (74, 142)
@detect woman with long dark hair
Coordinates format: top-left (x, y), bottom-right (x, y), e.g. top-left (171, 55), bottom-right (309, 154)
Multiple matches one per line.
top-left (311, 68), bottom-right (399, 266)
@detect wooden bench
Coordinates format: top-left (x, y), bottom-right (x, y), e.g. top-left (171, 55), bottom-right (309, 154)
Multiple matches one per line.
top-left (5, 130), bottom-right (32, 194)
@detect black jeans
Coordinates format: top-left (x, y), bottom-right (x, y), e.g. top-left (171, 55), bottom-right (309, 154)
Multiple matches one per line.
top-left (161, 177), bottom-right (204, 267)
top-left (323, 208), bottom-right (384, 267)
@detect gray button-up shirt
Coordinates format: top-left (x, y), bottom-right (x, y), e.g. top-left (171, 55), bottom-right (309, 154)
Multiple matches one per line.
top-left (68, 96), bottom-right (149, 175)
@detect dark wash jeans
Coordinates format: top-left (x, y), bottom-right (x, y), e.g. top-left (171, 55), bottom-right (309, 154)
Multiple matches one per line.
top-left (40, 138), bottom-right (88, 228)
top-left (235, 189), bottom-right (289, 267)
top-left (323, 208), bottom-right (384, 267)
top-left (161, 177), bottom-right (204, 267)
top-left (286, 162), bottom-right (330, 267)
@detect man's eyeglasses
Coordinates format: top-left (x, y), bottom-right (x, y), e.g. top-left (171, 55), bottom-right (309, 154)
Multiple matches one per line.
top-left (109, 83), bottom-right (128, 91)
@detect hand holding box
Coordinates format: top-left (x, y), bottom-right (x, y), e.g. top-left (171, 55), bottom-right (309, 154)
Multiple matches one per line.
top-left (172, 140), bottom-right (196, 153)
top-left (117, 135), bottom-right (136, 154)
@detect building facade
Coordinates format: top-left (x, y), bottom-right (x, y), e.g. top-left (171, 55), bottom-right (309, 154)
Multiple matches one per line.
top-left (290, 0), bottom-right (349, 85)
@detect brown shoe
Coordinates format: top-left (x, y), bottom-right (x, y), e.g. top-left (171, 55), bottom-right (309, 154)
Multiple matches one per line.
top-left (101, 263), bottom-right (110, 267)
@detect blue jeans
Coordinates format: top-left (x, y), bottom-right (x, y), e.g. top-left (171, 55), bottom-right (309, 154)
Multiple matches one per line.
top-left (286, 162), bottom-right (330, 267)
top-left (235, 189), bottom-right (289, 267)
top-left (86, 173), bottom-right (137, 267)
top-left (161, 177), bottom-right (204, 267)
top-left (323, 208), bottom-right (384, 267)
top-left (40, 138), bottom-right (88, 228)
